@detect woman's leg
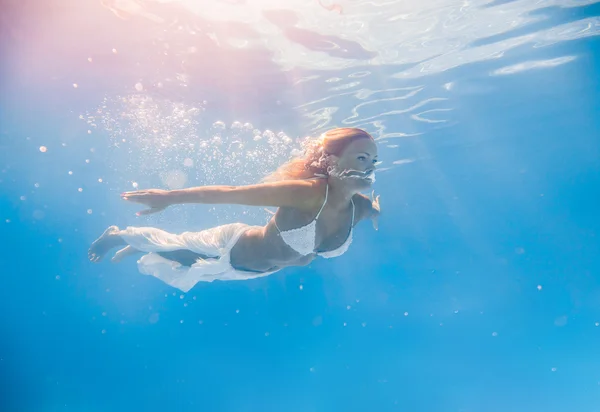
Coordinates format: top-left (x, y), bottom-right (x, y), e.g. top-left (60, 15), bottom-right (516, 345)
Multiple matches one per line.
top-left (157, 250), bottom-right (216, 266)
top-left (111, 246), bottom-right (141, 263)
top-left (89, 225), bottom-right (220, 265)
top-left (88, 226), bottom-right (126, 262)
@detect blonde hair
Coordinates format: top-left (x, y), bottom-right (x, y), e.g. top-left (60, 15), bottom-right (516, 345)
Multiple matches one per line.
top-left (263, 128), bottom-right (374, 182)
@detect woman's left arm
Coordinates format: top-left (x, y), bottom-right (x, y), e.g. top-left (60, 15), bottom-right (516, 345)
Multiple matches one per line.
top-left (370, 191), bottom-right (380, 231)
top-left (353, 192), bottom-right (381, 230)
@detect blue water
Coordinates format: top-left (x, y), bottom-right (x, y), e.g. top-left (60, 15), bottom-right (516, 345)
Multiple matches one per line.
top-left (1, 1), bottom-right (600, 411)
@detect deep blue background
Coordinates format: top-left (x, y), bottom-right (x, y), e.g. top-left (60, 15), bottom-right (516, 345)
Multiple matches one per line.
top-left (1, 1), bottom-right (600, 411)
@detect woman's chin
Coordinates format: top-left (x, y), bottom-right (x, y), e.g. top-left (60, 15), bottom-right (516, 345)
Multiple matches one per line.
top-left (333, 174), bottom-right (375, 190)
top-left (351, 178), bottom-right (374, 190)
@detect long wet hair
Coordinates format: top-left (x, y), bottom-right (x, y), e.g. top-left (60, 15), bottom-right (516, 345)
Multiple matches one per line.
top-left (263, 128), bottom-right (374, 182)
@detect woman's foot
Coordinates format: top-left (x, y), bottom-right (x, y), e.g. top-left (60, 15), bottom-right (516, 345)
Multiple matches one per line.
top-left (88, 226), bottom-right (124, 262)
top-left (111, 245), bottom-right (141, 263)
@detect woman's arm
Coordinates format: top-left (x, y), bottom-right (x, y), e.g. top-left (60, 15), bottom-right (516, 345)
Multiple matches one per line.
top-left (353, 191), bottom-right (381, 230)
top-left (121, 180), bottom-right (323, 216)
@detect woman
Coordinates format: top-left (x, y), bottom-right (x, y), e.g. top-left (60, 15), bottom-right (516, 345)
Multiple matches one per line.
top-left (88, 128), bottom-right (381, 292)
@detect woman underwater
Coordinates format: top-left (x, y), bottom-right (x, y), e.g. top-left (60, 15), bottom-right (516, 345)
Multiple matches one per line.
top-left (88, 127), bottom-right (381, 292)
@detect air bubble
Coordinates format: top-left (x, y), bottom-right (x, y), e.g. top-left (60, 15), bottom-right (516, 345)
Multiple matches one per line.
top-left (161, 170), bottom-right (187, 189)
top-left (39, 146), bottom-right (47, 153)
top-left (135, 83), bottom-right (144, 91)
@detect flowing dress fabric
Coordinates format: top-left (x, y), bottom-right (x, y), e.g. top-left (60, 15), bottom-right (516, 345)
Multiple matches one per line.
top-left (119, 223), bottom-right (278, 292)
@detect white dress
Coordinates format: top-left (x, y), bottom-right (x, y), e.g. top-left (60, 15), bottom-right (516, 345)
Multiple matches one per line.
top-left (118, 223), bottom-right (278, 292)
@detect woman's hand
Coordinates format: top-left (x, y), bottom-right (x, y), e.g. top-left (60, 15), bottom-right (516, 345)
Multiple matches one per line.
top-left (371, 190), bottom-right (380, 231)
top-left (121, 189), bottom-right (172, 216)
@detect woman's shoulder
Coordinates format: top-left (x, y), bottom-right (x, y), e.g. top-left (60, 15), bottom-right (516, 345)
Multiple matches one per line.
top-left (285, 177), bottom-right (327, 192)
top-left (303, 178), bottom-right (328, 208)
top-left (271, 178), bottom-right (326, 210)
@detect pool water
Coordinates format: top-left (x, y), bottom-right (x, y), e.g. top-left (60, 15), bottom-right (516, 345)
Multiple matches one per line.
top-left (1, 0), bottom-right (599, 411)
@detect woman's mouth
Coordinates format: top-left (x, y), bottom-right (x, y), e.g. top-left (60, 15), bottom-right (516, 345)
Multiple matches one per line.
top-left (340, 169), bottom-right (376, 183)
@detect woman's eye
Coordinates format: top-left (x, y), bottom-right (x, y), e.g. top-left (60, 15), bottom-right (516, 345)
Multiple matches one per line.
top-left (358, 156), bottom-right (366, 161)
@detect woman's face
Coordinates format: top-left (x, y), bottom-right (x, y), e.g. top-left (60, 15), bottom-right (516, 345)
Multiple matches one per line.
top-left (332, 138), bottom-right (379, 189)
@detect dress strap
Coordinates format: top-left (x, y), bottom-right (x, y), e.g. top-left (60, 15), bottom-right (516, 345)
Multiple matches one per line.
top-left (350, 197), bottom-right (355, 226)
top-left (314, 184), bottom-right (329, 219)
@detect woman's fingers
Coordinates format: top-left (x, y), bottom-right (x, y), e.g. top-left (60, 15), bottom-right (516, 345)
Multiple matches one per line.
top-left (119, 190), bottom-right (167, 215)
top-left (121, 192), bottom-right (153, 205)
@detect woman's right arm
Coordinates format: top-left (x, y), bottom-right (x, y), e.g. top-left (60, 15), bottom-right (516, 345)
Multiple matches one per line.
top-left (121, 180), bottom-right (322, 215)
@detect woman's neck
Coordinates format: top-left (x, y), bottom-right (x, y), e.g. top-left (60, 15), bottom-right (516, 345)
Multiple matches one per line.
top-left (325, 178), bottom-right (356, 208)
